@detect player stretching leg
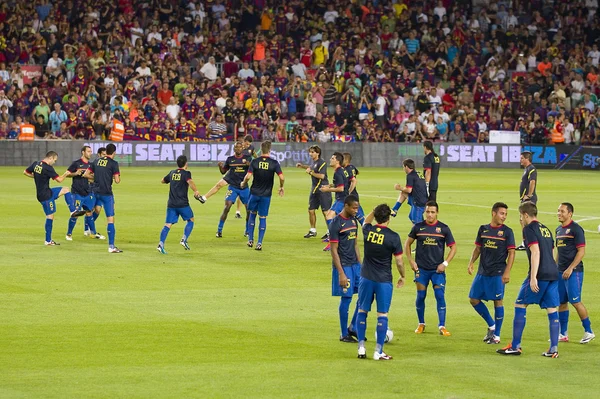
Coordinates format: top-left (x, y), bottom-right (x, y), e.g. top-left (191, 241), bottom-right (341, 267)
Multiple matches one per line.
top-left (356, 204), bottom-right (405, 360)
top-left (24, 151), bottom-right (85, 245)
top-left (329, 195), bottom-right (362, 344)
top-left (405, 201), bottom-right (457, 336)
top-left (241, 141), bottom-right (284, 251)
top-left (391, 159), bottom-right (427, 227)
top-left (555, 202), bottom-right (595, 344)
top-left (157, 155), bottom-right (200, 253)
top-left (467, 202), bottom-right (516, 344)
top-left (197, 142), bottom-right (251, 237)
top-left (296, 145), bottom-right (331, 239)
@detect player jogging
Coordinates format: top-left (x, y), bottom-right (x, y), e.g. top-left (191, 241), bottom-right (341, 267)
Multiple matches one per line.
top-left (241, 140), bottom-right (284, 251)
top-left (197, 142), bottom-right (252, 237)
top-left (329, 195), bottom-right (362, 344)
top-left (320, 152), bottom-right (349, 251)
top-left (65, 145), bottom-right (105, 241)
top-left (423, 141), bottom-right (440, 201)
top-left (236, 135), bottom-right (257, 218)
top-left (24, 151), bottom-right (85, 245)
top-left (405, 201), bottom-right (457, 336)
top-left (83, 143), bottom-right (122, 253)
top-left (392, 159), bottom-right (427, 225)
top-left (555, 202), bottom-right (595, 344)
top-left (467, 202), bottom-right (516, 344)
top-left (86, 147), bottom-right (107, 236)
top-left (497, 201), bottom-right (560, 358)
top-left (356, 204), bottom-right (405, 361)
top-left (296, 145), bottom-right (331, 239)
top-left (157, 155), bottom-right (200, 254)
top-left (342, 152), bottom-right (365, 225)
top-left (516, 151), bottom-right (537, 250)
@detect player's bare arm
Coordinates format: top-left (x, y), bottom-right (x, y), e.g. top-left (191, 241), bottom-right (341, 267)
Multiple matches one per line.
top-left (395, 254), bottom-right (406, 288)
top-left (330, 241), bottom-right (348, 288)
top-left (467, 245), bottom-right (481, 275)
top-left (404, 237), bottom-right (418, 271)
top-left (437, 243), bottom-right (457, 273)
top-left (529, 243), bottom-right (541, 293)
top-left (563, 246), bottom-right (585, 280)
top-left (503, 248), bottom-right (516, 284)
top-left (23, 170), bottom-right (33, 178)
top-left (278, 174), bottom-right (285, 197)
top-left (113, 174), bottom-right (121, 184)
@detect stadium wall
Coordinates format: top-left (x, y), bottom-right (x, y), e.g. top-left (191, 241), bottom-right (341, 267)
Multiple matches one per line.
top-left (1, 141), bottom-right (599, 170)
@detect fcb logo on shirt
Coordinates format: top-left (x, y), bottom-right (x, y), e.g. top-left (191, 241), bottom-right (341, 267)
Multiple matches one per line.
top-left (352, 220), bottom-right (356, 225)
top-left (498, 230), bottom-right (504, 236)
top-left (565, 229), bottom-right (570, 234)
top-left (436, 227), bottom-right (441, 233)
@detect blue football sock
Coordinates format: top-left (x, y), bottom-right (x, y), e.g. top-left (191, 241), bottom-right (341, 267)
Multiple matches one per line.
top-left (549, 311), bottom-right (559, 350)
top-left (159, 226), bottom-right (170, 247)
top-left (376, 316), bottom-right (388, 354)
top-left (582, 317), bottom-right (592, 333)
top-left (86, 215), bottom-right (96, 234)
top-left (473, 301), bottom-right (494, 328)
top-left (339, 297), bottom-right (351, 337)
top-left (495, 306), bottom-right (505, 337)
top-left (107, 223), bottom-right (115, 247)
top-left (183, 221), bottom-right (194, 241)
top-left (257, 217), bottom-right (267, 244)
top-left (67, 217), bottom-right (77, 235)
top-left (64, 192), bottom-right (76, 212)
top-left (45, 218), bottom-right (53, 242)
top-left (434, 287), bottom-right (446, 327)
top-left (93, 212), bottom-right (100, 222)
top-left (357, 312), bottom-right (367, 345)
top-left (416, 290), bottom-right (426, 324)
top-left (512, 307), bottom-right (527, 349)
top-left (248, 213), bottom-right (257, 241)
top-left (559, 310), bottom-right (569, 335)
top-left (392, 201), bottom-right (402, 212)
top-left (217, 219), bottom-right (225, 233)
top-left (348, 301), bottom-right (359, 332)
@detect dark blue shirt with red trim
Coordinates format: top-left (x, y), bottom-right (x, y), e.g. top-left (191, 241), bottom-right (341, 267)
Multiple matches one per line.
top-left (423, 152), bottom-right (440, 190)
top-left (555, 221), bottom-right (585, 272)
top-left (25, 160), bottom-right (59, 202)
top-left (408, 220), bottom-right (455, 270)
top-left (362, 223), bottom-right (403, 283)
top-left (223, 154), bottom-right (252, 189)
top-left (406, 170), bottom-right (428, 207)
top-left (474, 223), bottom-right (516, 276)
top-left (345, 164), bottom-right (360, 200)
top-left (163, 168), bottom-right (192, 208)
top-left (332, 166), bottom-right (348, 202)
top-left (248, 155), bottom-right (283, 197)
top-left (67, 158), bottom-right (91, 196)
top-left (88, 156), bottom-right (120, 196)
top-left (523, 220), bottom-right (558, 281)
top-left (329, 214), bottom-right (359, 266)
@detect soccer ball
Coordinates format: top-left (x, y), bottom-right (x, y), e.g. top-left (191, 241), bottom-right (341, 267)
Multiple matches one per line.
top-left (375, 329), bottom-right (394, 343)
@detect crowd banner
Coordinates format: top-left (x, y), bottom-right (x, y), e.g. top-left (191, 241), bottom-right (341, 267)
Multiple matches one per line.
top-left (21, 65), bottom-right (43, 85)
top-left (0, 141), bottom-right (598, 170)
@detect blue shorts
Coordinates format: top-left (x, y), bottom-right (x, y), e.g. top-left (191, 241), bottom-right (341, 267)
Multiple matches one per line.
top-left (414, 268), bottom-right (446, 289)
top-left (469, 274), bottom-right (504, 301)
top-left (96, 195), bottom-right (115, 217)
top-left (247, 195), bottom-right (271, 217)
top-left (165, 206), bottom-right (194, 224)
top-left (358, 277), bottom-right (394, 313)
top-left (409, 206), bottom-right (425, 224)
top-left (558, 271), bottom-right (584, 304)
top-left (74, 193), bottom-right (96, 212)
top-left (225, 186), bottom-right (250, 205)
top-left (515, 278), bottom-right (559, 309)
top-left (330, 200), bottom-right (344, 215)
top-left (332, 263), bottom-right (361, 297)
top-left (40, 187), bottom-right (62, 216)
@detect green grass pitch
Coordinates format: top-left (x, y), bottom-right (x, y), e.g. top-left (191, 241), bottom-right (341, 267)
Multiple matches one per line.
top-left (1, 165), bottom-right (599, 398)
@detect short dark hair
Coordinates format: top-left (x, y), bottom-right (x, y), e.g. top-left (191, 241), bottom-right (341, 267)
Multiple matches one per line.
top-left (492, 202), bottom-right (508, 213)
top-left (97, 147), bottom-right (106, 155)
top-left (261, 140), bottom-right (272, 153)
top-left (519, 201), bottom-right (537, 217)
top-left (45, 151), bottom-right (58, 158)
top-left (177, 155), bottom-right (187, 168)
top-left (343, 152), bottom-right (352, 162)
top-left (425, 200), bottom-right (438, 211)
top-left (403, 158), bottom-right (416, 170)
top-left (106, 143), bottom-right (117, 155)
top-left (332, 152), bottom-right (344, 164)
top-left (561, 202), bottom-right (574, 214)
top-left (521, 151), bottom-right (532, 161)
top-left (344, 194), bottom-right (359, 206)
top-left (309, 145), bottom-right (321, 156)
top-left (81, 145), bottom-right (91, 154)
top-left (244, 134), bottom-right (253, 143)
top-left (374, 204), bottom-right (392, 224)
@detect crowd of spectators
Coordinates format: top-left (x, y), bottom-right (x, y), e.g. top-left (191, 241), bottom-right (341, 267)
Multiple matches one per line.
top-left (0, 0), bottom-right (600, 145)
